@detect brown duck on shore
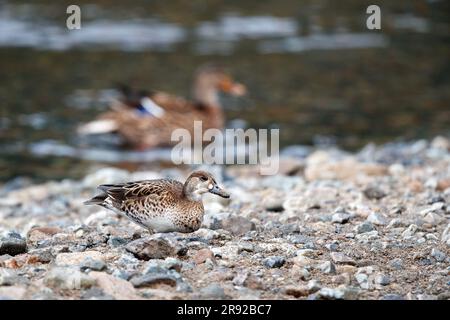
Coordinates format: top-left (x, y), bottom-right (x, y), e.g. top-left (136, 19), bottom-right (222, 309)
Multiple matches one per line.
top-left (78, 65), bottom-right (246, 149)
top-left (84, 170), bottom-right (229, 233)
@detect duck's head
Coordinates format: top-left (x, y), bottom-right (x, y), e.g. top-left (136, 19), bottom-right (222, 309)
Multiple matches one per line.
top-left (193, 65), bottom-right (246, 107)
top-left (183, 170), bottom-right (230, 201)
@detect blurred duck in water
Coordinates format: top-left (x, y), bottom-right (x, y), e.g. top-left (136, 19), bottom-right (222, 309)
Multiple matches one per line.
top-left (77, 65), bottom-right (246, 149)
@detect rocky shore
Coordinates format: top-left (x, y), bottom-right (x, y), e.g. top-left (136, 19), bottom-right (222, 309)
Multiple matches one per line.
top-left (0, 137), bottom-right (449, 300)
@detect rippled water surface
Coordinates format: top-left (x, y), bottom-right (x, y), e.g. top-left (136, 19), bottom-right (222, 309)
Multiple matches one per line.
top-left (1, 0), bottom-right (449, 181)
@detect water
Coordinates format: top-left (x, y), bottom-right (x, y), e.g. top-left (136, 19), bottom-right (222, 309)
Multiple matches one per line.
top-left (1, 0), bottom-right (449, 181)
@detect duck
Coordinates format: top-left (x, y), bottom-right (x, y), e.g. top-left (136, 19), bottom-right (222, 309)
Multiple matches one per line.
top-left (77, 65), bottom-right (246, 149)
top-left (84, 170), bottom-right (229, 233)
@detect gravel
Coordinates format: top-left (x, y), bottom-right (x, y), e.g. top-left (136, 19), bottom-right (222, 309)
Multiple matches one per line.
top-left (0, 137), bottom-right (449, 300)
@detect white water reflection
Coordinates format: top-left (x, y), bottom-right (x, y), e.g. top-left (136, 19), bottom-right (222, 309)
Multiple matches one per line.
top-left (1, 3), bottom-right (413, 54)
top-left (259, 33), bottom-right (388, 53)
top-left (0, 16), bottom-right (186, 51)
top-left (28, 140), bottom-right (174, 162)
top-left (196, 15), bottom-right (298, 40)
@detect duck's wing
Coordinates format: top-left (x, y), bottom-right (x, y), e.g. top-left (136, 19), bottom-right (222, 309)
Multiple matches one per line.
top-left (149, 91), bottom-right (198, 113)
top-left (86, 179), bottom-right (183, 228)
top-left (98, 179), bottom-right (183, 205)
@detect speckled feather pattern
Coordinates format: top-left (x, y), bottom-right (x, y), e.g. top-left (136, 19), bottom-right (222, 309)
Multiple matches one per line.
top-left (87, 177), bottom-right (207, 233)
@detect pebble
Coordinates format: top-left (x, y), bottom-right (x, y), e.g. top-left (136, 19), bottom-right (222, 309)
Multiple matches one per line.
top-left (55, 251), bottom-right (104, 267)
top-left (317, 286), bottom-right (359, 300)
top-left (80, 257), bottom-right (107, 271)
top-left (0, 232), bottom-right (27, 256)
top-left (237, 242), bottom-right (254, 253)
top-left (164, 257), bottom-right (183, 272)
top-left (423, 212), bottom-right (443, 226)
top-left (130, 273), bottom-right (178, 288)
top-left (363, 187), bottom-right (386, 200)
top-left (389, 258), bottom-right (403, 270)
top-left (89, 271), bottom-right (141, 300)
top-left (44, 267), bottom-right (96, 290)
top-left (81, 287), bottom-right (114, 300)
top-left (307, 279), bottom-right (322, 293)
top-left (263, 256), bottom-right (285, 268)
top-left (367, 212), bottom-right (387, 225)
top-left (330, 252), bottom-right (356, 265)
top-left (107, 237), bottom-right (128, 248)
top-left (199, 283), bottom-right (228, 299)
top-left (355, 273), bottom-right (369, 289)
top-left (402, 224), bottom-right (418, 238)
top-left (284, 285), bottom-right (309, 298)
top-left (331, 212), bottom-right (351, 224)
top-left (317, 261), bottom-right (336, 274)
top-left (355, 221), bottom-right (375, 234)
top-left (193, 248), bottom-right (216, 265)
top-left (375, 273), bottom-right (390, 286)
top-left (27, 227), bottom-right (62, 244)
top-left (425, 233), bottom-right (439, 241)
top-left (221, 216), bottom-right (255, 236)
top-left (0, 268), bottom-right (21, 286)
top-left (442, 224), bottom-right (450, 245)
top-left (125, 237), bottom-right (176, 260)
top-left (430, 248), bottom-right (446, 262)
top-left (325, 242), bottom-right (339, 251)
top-left (382, 294), bottom-right (404, 300)
top-left (0, 286), bottom-right (27, 299)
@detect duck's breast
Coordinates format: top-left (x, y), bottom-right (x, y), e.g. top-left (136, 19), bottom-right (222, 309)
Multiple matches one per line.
top-left (143, 215), bottom-right (179, 233)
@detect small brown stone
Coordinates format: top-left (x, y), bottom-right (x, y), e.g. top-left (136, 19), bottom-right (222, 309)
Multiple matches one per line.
top-left (125, 237), bottom-right (176, 260)
top-left (27, 226), bottom-right (62, 239)
top-left (284, 285), bottom-right (309, 298)
top-left (4, 254), bottom-right (29, 269)
top-left (244, 274), bottom-right (265, 290)
top-left (55, 251), bottom-right (104, 266)
top-left (90, 271), bottom-right (142, 300)
top-left (408, 180), bottom-right (423, 193)
top-left (436, 178), bottom-right (450, 191)
top-left (193, 248), bottom-right (216, 265)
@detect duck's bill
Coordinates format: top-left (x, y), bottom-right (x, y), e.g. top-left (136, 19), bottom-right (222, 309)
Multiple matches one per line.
top-left (209, 185), bottom-right (230, 198)
top-left (219, 78), bottom-right (247, 97)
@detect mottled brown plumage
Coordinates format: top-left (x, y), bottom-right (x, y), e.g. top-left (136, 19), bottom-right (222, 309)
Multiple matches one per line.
top-left (78, 65), bottom-right (246, 149)
top-left (84, 170), bottom-right (229, 233)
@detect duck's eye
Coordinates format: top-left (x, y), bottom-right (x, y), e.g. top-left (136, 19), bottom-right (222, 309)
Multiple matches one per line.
top-left (200, 176), bottom-right (208, 182)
